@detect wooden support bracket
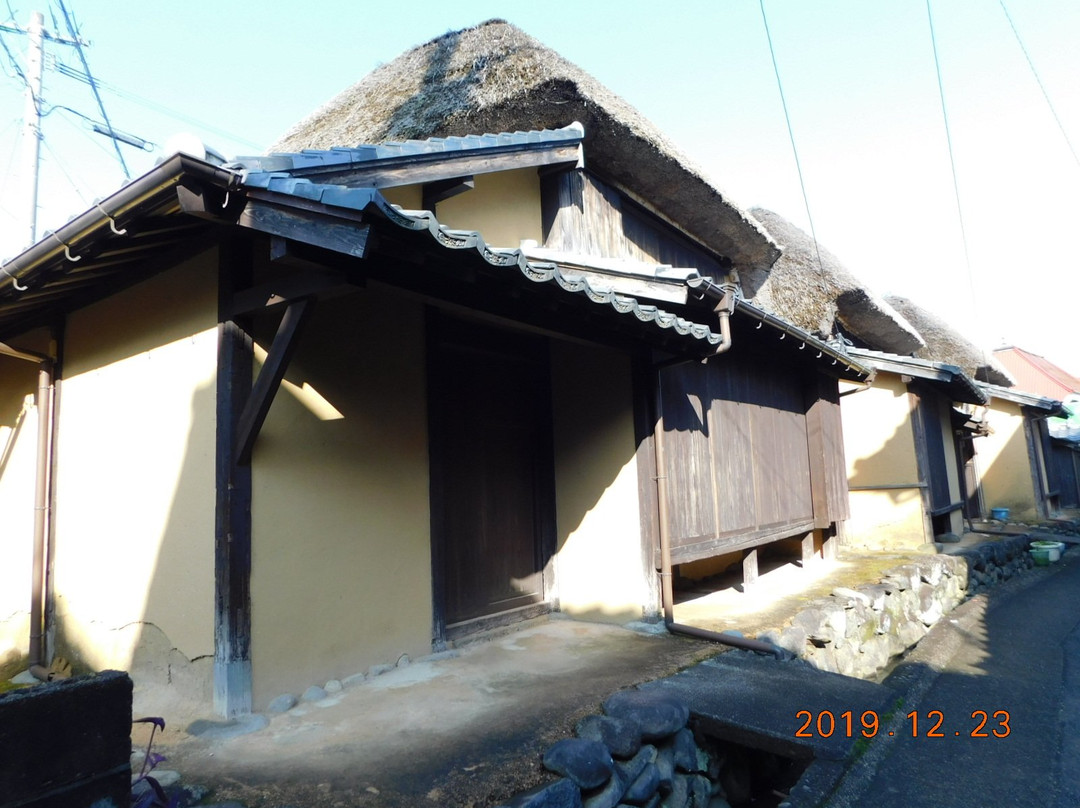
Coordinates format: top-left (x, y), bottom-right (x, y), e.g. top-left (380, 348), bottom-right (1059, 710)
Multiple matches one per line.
top-left (234, 297), bottom-right (313, 466)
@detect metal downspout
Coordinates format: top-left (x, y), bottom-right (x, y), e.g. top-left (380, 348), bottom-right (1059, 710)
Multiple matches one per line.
top-left (652, 288), bottom-right (786, 659)
top-left (1, 341), bottom-right (56, 681)
top-left (28, 361), bottom-right (54, 681)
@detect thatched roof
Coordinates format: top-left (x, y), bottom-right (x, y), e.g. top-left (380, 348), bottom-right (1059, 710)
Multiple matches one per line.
top-left (746, 208), bottom-right (924, 353)
top-left (884, 295), bottom-right (1015, 387)
top-left (272, 19), bottom-right (779, 273)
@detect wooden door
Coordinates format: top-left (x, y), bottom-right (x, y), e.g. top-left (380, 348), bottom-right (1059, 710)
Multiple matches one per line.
top-left (429, 315), bottom-right (554, 631)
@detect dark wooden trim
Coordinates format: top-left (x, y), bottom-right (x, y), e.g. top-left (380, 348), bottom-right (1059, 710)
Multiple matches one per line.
top-left (422, 176), bottom-right (474, 210)
top-left (229, 270), bottom-right (344, 317)
top-left (631, 351), bottom-right (662, 618)
top-left (301, 144), bottom-right (583, 190)
top-left (424, 308), bottom-right (448, 650)
top-left (849, 483), bottom-right (927, 491)
top-left (234, 297), bottom-right (313, 466)
top-left (804, 382), bottom-right (831, 530)
top-left (667, 520), bottom-right (817, 565)
top-left (237, 200), bottom-right (370, 259)
top-left (907, 388), bottom-right (935, 542)
top-left (214, 235), bottom-right (254, 717)
top-left (444, 602), bottom-right (554, 642)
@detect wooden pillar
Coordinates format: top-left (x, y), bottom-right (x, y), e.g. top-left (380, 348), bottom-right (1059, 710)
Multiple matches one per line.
top-left (214, 237), bottom-right (253, 717)
top-left (742, 548), bottom-right (759, 589)
top-left (800, 531), bottom-right (817, 566)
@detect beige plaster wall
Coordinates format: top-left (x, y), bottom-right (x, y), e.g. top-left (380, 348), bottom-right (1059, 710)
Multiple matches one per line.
top-left (840, 375), bottom-right (928, 548)
top-left (845, 490), bottom-right (928, 550)
top-left (53, 253), bottom-right (218, 679)
top-left (432, 168), bottom-right (544, 248)
top-left (0, 353), bottom-right (41, 669)
top-left (979, 399), bottom-right (1040, 520)
top-left (841, 376), bottom-right (919, 486)
top-left (250, 285), bottom-right (431, 707)
top-left (550, 341), bottom-right (647, 622)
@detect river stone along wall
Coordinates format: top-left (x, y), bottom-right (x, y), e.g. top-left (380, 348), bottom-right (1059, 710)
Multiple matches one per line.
top-left (490, 537), bottom-right (1039, 808)
top-left (759, 535), bottom-right (1034, 679)
top-left (497, 688), bottom-right (800, 808)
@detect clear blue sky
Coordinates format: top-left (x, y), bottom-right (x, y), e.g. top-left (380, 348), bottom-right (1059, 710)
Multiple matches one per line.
top-left (1, 0), bottom-right (1077, 375)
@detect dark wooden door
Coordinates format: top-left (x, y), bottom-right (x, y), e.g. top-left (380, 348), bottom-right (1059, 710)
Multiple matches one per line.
top-left (429, 316), bottom-right (554, 629)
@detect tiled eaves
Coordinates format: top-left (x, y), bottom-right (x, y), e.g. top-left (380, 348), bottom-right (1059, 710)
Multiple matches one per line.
top-left (229, 123), bottom-right (585, 175)
top-left (849, 347), bottom-right (987, 405)
top-left (242, 173), bottom-right (722, 347)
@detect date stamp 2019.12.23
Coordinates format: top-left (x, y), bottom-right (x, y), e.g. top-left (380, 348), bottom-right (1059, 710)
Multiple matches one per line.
top-left (795, 709), bottom-right (1011, 739)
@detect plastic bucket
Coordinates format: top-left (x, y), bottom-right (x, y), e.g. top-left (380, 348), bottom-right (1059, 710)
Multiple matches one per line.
top-left (990, 507), bottom-right (1010, 521)
top-left (1030, 547), bottom-right (1051, 566)
top-left (1031, 540), bottom-right (1062, 563)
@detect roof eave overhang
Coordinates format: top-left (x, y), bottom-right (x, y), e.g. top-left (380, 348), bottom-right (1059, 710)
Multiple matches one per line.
top-left (729, 297), bottom-right (872, 381)
top-left (850, 350), bottom-right (987, 405)
top-left (978, 382), bottom-right (1062, 414)
top-left (1, 153), bottom-right (241, 296)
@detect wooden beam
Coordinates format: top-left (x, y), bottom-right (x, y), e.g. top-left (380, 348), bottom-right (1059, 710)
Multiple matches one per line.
top-left (297, 144), bottom-right (583, 189)
top-left (234, 297), bottom-right (313, 466)
top-left (422, 176), bottom-right (474, 211)
top-left (229, 270), bottom-right (345, 318)
top-left (238, 200), bottom-right (370, 259)
top-left (215, 236), bottom-right (254, 717)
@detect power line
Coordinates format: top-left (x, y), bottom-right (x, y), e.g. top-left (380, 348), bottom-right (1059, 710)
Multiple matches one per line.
top-left (998, 0), bottom-right (1080, 170)
top-left (926, 0), bottom-right (985, 371)
top-left (54, 0), bottom-right (128, 177)
top-left (52, 61), bottom-right (262, 150)
top-left (758, 0), bottom-right (829, 299)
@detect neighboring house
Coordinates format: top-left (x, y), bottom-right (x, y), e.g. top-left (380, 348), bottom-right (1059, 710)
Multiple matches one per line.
top-left (739, 211), bottom-right (998, 547)
top-left (842, 350), bottom-right (987, 548)
top-left (977, 384), bottom-right (1062, 522)
top-left (993, 346), bottom-right (1080, 401)
top-left (0, 21), bottom-right (871, 717)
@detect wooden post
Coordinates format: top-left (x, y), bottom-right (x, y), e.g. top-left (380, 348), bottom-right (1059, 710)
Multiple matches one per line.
top-left (214, 237), bottom-right (253, 717)
top-left (742, 548), bottom-right (759, 589)
top-left (800, 531), bottom-right (817, 566)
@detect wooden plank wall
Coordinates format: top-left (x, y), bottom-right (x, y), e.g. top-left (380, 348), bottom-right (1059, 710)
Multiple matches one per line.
top-left (1050, 442), bottom-right (1080, 508)
top-left (540, 169), bottom-right (725, 275)
top-left (658, 351), bottom-right (823, 564)
top-left (918, 392), bottom-right (953, 513)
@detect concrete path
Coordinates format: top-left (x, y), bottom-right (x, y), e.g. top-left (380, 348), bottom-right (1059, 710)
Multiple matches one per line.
top-left (822, 548), bottom-right (1080, 808)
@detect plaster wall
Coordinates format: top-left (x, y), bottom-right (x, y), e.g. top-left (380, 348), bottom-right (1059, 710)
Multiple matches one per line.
top-left (841, 376), bottom-right (919, 486)
top-left (845, 490), bottom-right (928, 550)
top-left (429, 168), bottom-right (544, 248)
top-left (0, 355), bottom-right (40, 668)
top-left (840, 375), bottom-right (928, 548)
top-left (53, 253), bottom-right (218, 676)
top-left (979, 399), bottom-right (1040, 520)
top-left (550, 342), bottom-right (647, 622)
top-left (250, 285), bottom-right (431, 707)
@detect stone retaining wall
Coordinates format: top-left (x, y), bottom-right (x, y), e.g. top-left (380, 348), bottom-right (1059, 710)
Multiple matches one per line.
top-left (760, 535), bottom-right (1034, 679)
top-left (497, 689), bottom-right (794, 808)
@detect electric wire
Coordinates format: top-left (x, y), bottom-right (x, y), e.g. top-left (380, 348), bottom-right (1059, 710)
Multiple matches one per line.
top-left (926, 0), bottom-right (986, 375)
top-left (52, 62), bottom-right (261, 150)
top-left (758, 0), bottom-right (829, 299)
top-left (55, 0), bottom-right (127, 177)
top-left (998, 0), bottom-right (1080, 170)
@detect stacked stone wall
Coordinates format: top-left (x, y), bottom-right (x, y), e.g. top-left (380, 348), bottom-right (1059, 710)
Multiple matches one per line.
top-left (761, 535), bottom-right (1034, 679)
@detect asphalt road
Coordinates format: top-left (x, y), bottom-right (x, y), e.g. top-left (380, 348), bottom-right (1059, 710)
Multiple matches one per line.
top-left (822, 547), bottom-right (1080, 808)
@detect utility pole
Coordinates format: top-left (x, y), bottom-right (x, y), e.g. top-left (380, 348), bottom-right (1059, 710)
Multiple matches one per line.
top-left (0, 10), bottom-right (86, 247)
top-left (23, 11), bottom-right (44, 248)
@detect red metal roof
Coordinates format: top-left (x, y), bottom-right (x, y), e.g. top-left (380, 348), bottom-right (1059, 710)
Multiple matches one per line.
top-left (993, 347), bottom-right (1080, 399)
